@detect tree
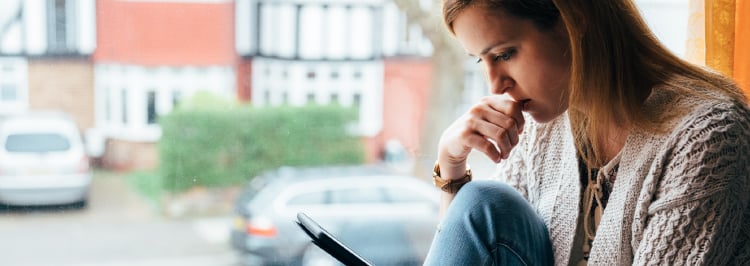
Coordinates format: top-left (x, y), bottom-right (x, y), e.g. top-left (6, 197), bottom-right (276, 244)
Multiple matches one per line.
top-left (392, 0), bottom-right (467, 175)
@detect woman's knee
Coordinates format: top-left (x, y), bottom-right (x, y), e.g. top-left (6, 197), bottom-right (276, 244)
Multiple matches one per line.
top-left (452, 180), bottom-right (529, 214)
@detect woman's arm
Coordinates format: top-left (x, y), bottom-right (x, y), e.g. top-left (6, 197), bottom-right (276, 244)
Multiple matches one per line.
top-left (435, 95), bottom-right (525, 218)
top-left (633, 107), bottom-right (750, 265)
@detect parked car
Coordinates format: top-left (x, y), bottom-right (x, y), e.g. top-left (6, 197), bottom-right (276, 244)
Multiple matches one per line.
top-left (0, 111), bottom-right (92, 207)
top-left (230, 165), bottom-right (441, 266)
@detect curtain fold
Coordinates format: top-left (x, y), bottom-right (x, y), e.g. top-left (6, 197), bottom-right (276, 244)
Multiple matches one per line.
top-left (686, 0), bottom-right (750, 97)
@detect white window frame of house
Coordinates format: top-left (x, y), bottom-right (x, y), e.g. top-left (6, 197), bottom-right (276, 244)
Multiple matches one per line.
top-left (0, 57), bottom-right (29, 114)
top-left (95, 64), bottom-right (236, 143)
top-left (251, 58), bottom-right (383, 137)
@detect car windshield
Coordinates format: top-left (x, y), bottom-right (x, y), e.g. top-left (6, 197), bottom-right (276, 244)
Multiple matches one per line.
top-left (5, 133), bottom-right (71, 152)
top-left (0, 0), bottom-right (703, 265)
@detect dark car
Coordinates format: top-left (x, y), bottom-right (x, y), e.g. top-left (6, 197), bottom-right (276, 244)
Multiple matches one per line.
top-left (230, 165), bottom-right (440, 266)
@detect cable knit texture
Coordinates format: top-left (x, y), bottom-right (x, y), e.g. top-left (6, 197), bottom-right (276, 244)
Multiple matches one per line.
top-left (491, 86), bottom-right (750, 265)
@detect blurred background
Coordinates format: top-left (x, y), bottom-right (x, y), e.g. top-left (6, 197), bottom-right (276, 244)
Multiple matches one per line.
top-left (0, 0), bottom-right (746, 265)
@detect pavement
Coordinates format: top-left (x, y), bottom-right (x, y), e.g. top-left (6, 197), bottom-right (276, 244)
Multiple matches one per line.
top-left (0, 172), bottom-right (238, 266)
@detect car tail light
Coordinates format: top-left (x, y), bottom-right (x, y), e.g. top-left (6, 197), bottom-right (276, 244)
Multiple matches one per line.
top-left (247, 216), bottom-right (277, 237)
top-left (78, 156), bottom-right (90, 173)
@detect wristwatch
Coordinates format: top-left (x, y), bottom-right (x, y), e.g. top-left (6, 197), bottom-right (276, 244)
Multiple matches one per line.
top-left (432, 162), bottom-right (472, 194)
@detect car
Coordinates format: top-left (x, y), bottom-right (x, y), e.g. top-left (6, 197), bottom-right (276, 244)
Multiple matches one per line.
top-left (0, 111), bottom-right (92, 208)
top-left (230, 165), bottom-right (441, 266)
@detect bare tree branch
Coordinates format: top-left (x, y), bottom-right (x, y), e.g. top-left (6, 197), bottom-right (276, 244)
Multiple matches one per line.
top-left (391, 0), bottom-right (467, 176)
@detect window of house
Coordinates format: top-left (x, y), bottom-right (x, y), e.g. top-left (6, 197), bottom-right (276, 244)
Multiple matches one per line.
top-left (171, 91), bottom-right (182, 108)
top-left (121, 89), bottom-right (128, 124)
top-left (281, 91), bottom-right (288, 105)
top-left (146, 91), bottom-right (157, 125)
top-left (329, 93), bottom-right (339, 105)
top-left (352, 92), bottom-right (362, 109)
top-left (104, 87), bottom-right (111, 122)
top-left (47, 0), bottom-right (72, 53)
top-left (306, 93), bottom-right (316, 104)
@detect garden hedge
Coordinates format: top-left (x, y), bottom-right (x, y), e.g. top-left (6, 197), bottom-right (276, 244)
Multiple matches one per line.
top-left (158, 105), bottom-right (365, 191)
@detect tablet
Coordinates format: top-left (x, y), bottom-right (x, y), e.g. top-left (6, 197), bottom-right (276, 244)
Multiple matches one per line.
top-left (295, 212), bottom-right (372, 266)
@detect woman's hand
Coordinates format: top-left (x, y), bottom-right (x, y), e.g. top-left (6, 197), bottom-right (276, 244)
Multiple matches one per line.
top-left (437, 95), bottom-right (525, 180)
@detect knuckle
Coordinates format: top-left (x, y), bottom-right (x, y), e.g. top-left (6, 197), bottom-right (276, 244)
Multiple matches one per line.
top-left (500, 118), bottom-right (515, 130)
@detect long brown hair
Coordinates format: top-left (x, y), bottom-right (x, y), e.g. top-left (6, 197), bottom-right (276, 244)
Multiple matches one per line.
top-left (443, 0), bottom-right (747, 167)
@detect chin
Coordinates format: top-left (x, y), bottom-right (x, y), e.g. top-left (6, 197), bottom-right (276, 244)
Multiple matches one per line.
top-left (528, 111), bottom-right (564, 124)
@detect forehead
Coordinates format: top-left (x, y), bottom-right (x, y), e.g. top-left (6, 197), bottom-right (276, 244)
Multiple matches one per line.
top-left (452, 6), bottom-right (529, 54)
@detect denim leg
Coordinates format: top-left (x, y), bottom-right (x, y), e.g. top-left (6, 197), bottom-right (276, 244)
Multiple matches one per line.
top-left (423, 180), bottom-right (553, 266)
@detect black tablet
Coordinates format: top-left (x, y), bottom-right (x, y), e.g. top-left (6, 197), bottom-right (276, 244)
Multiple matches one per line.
top-left (295, 212), bottom-right (372, 266)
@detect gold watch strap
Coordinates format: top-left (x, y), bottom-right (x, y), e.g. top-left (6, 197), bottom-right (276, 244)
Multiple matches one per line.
top-left (432, 162), bottom-right (472, 193)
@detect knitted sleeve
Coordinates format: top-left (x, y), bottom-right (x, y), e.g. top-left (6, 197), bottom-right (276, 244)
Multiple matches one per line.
top-left (633, 104), bottom-right (750, 265)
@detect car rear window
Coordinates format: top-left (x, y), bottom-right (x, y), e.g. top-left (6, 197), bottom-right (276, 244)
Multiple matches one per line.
top-left (5, 133), bottom-right (71, 152)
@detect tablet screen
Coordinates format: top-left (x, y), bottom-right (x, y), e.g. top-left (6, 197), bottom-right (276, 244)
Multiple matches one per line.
top-left (295, 212), bottom-right (372, 266)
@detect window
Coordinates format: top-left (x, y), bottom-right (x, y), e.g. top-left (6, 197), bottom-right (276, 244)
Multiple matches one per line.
top-left (383, 188), bottom-right (431, 204)
top-left (352, 93), bottom-right (362, 108)
top-left (287, 191), bottom-right (327, 205)
top-left (121, 89), bottom-right (128, 124)
top-left (330, 93), bottom-right (339, 105)
top-left (306, 93), bottom-right (316, 104)
top-left (104, 88), bottom-right (111, 121)
top-left (330, 187), bottom-right (385, 204)
top-left (5, 133), bottom-right (71, 152)
top-left (146, 91), bottom-right (157, 125)
top-left (172, 91), bottom-right (182, 108)
top-left (47, 0), bottom-right (73, 53)
top-left (1, 85), bottom-right (17, 101)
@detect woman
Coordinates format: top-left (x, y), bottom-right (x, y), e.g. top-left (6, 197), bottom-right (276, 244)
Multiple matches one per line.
top-left (425, 0), bottom-right (750, 265)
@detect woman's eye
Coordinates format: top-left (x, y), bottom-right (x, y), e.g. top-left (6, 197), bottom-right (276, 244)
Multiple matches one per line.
top-left (474, 48), bottom-right (515, 64)
top-left (493, 49), bottom-right (516, 62)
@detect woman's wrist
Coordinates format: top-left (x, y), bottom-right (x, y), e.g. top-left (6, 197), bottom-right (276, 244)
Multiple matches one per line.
top-left (432, 161), bottom-right (472, 194)
top-left (436, 156), bottom-right (469, 181)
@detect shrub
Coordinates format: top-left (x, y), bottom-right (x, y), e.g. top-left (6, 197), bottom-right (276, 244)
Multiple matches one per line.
top-left (158, 105), bottom-right (364, 191)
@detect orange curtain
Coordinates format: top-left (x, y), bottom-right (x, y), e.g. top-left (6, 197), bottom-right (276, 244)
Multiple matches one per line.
top-left (687, 0), bottom-right (750, 98)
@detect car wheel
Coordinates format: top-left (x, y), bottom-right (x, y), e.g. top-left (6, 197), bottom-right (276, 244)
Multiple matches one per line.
top-left (70, 199), bottom-right (88, 209)
top-left (300, 245), bottom-right (340, 266)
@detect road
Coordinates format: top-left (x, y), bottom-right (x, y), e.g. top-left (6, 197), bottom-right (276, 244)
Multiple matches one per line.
top-left (0, 173), bottom-right (238, 266)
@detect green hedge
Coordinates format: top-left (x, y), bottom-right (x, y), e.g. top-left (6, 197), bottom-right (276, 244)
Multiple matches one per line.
top-left (158, 105), bottom-right (365, 191)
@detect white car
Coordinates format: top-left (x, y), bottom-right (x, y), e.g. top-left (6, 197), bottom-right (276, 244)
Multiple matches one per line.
top-left (0, 112), bottom-right (92, 207)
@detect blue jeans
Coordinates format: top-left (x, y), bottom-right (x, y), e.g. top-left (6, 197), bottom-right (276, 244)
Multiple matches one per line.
top-left (424, 180), bottom-right (554, 266)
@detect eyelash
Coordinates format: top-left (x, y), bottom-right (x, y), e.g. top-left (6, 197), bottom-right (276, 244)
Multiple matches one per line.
top-left (475, 48), bottom-right (516, 64)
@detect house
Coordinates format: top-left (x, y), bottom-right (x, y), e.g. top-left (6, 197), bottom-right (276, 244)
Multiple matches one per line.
top-left (0, 0), bottom-right (432, 170)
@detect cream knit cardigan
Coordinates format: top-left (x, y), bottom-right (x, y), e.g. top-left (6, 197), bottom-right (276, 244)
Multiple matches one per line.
top-left (492, 87), bottom-right (750, 265)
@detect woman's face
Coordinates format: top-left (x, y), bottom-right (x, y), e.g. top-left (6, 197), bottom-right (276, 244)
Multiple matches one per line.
top-left (453, 5), bottom-right (572, 123)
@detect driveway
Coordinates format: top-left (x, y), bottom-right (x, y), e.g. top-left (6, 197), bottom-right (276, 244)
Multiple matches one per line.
top-left (0, 171), bottom-right (237, 266)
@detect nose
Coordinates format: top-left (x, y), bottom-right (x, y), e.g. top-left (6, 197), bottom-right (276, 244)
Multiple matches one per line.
top-left (484, 62), bottom-right (513, 95)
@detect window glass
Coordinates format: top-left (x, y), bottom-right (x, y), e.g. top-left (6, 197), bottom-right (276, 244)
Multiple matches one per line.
top-left (1, 84), bottom-right (17, 101)
top-left (330, 187), bottom-right (385, 204)
top-left (383, 187), bottom-right (430, 204)
top-left (5, 133), bottom-right (70, 152)
top-left (287, 191), bottom-right (326, 205)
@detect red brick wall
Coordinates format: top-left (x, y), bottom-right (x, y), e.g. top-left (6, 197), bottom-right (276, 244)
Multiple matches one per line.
top-left (367, 58), bottom-right (432, 162)
top-left (103, 139), bottom-right (159, 171)
top-left (236, 60), bottom-right (252, 102)
top-left (27, 58), bottom-right (95, 132)
top-left (95, 0), bottom-right (236, 66)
